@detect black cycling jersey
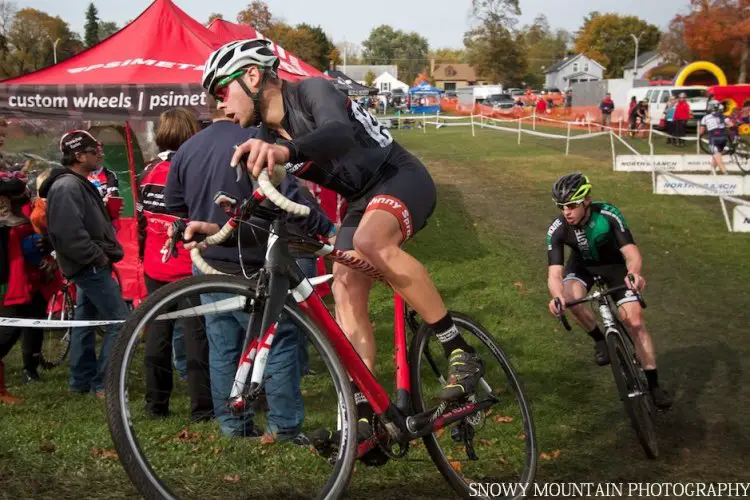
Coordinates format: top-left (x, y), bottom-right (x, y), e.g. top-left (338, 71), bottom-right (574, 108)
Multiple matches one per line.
top-left (546, 202), bottom-right (635, 267)
top-left (272, 77), bottom-right (396, 200)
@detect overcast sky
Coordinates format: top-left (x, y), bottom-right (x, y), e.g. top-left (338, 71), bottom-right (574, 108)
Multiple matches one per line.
top-left (21, 0), bottom-right (691, 50)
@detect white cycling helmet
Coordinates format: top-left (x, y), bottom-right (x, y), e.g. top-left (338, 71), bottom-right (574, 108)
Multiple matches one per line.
top-left (202, 38), bottom-right (280, 95)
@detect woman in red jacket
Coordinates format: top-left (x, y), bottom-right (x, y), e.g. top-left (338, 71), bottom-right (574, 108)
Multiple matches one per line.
top-left (673, 92), bottom-right (692, 147)
top-left (0, 173), bottom-right (59, 404)
top-left (137, 108), bottom-right (212, 420)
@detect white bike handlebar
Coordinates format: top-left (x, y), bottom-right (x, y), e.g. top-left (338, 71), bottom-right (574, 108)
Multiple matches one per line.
top-left (190, 167), bottom-right (311, 275)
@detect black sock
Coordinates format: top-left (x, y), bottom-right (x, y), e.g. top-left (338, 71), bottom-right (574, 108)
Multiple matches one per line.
top-left (430, 313), bottom-right (474, 357)
top-left (644, 369), bottom-right (659, 390)
top-left (351, 381), bottom-right (374, 423)
top-left (587, 326), bottom-right (605, 343)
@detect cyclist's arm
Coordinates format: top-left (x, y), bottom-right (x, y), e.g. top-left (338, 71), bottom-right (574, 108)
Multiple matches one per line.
top-left (546, 219), bottom-right (566, 299)
top-left (620, 244), bottom-right (642, 276)
top-left (547, 265), bottom-right (565, 300)
top-left (279, 78), bottom-right (358, 164)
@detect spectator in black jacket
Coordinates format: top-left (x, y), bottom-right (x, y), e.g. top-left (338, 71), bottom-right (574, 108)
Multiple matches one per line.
top-left (40, 130), bottom-right (131, 398)
top-left (165, 99), bottom-right (333, 440)
top-left (599, 93), bottom-right (615, 128)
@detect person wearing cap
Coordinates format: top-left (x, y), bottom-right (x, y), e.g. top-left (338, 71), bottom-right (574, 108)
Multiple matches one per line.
top-left (38, 130), bottom-right (131, 398)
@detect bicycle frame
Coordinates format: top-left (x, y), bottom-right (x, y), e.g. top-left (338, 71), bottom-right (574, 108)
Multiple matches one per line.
top-left (223, 217), bottom-right (494, 452)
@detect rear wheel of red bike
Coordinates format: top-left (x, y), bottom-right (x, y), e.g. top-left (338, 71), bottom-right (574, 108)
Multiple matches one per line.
top-left (409, 311), bottom-right (537, 500)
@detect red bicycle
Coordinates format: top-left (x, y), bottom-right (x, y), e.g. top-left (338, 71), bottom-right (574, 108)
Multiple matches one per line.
top-left (105, 171), bottom-right (537, 499)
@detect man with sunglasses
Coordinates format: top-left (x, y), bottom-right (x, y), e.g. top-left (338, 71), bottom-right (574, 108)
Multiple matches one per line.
top-left (39, 130), bottom-right (130, 398)
top-left (195, 39), bottom-right (486, 447)
top-left (546, 173), bottom-right (671, 410)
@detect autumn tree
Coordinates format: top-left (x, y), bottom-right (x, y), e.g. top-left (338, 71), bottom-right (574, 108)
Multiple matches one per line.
top-left (296, 23), bottom-right (335, 71)
top-left (98, 21), bottom-right (118, 40)
top-left (2, 8), bottom-right (82, 76)
top-left (362, 25), bottom-right (429, 84)
top-left (464, 0), bottom-right (527, 86)
top-left (207, 13), bottom-right (223, 24)
top-left (364, 70), bottom-right (376, 87)
top-left (328, 47), bottom-right (341, 69)
top-left (522, 14), bottom-right (570, 88)
top-left (573, 13), bottom-right (660, 78)
top-left (671, 0), bottom-right (750, 83)
top-left (429, 48), bottom-right (466, 64)
top-left (236, 0), bottom-right (272, 33)
top-left (413, 72), bottom-right (435, 85)
top-left (84, 2), bottom-right (99, 48)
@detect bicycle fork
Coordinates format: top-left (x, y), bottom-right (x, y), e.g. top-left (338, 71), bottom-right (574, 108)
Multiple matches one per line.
top-left (600, 300), bottom-right (646, 400)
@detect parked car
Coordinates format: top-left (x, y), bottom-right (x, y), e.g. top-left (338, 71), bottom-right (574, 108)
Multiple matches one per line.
top-left (484, 93), bottom-right (515, 110)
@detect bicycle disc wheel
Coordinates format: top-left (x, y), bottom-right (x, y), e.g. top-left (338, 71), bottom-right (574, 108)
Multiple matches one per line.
top-left (606, 330), bottom-right (658, 459)
top-left (105, 274), bottom-right (358, 500)
top-left (410, 311), bottom-right (537, 499)
top-left (39, 289), bottom-right (75, 370)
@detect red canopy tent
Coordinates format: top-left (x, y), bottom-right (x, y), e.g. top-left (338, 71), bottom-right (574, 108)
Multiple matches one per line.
top-left (0, 0), bottom-right (330, 303)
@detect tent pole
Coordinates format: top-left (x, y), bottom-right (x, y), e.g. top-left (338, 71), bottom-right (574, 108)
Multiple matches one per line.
top-left (124, 121), bottom-right (139, 214)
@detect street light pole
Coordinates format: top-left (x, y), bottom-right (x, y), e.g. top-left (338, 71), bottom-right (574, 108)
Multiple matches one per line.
top-left (53, 38), bottom-right (61, 64)
top-left (630, 32), bottom-right (643, 82)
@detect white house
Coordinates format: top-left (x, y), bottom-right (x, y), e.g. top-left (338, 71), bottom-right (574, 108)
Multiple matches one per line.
top-left (623, 51), bottom-right (667, 80)
top-left (544, 54), bottom-right (605, 90)
top-left (373, 71), bottom-right (408, 93)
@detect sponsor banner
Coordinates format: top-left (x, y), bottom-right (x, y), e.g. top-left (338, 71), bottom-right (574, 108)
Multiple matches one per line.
top-left (616, 155), bottom-right (744, 173)
top-left (615, 155), bottom-right (682, 172)
top-left (0, 83), bottom-right (210, 120)
top-left (655, 173), bottom-right (745, 196)
top-left (733, 205), bottom-right (750, 232)
top-left (681, 155), bottom-right (744, 173)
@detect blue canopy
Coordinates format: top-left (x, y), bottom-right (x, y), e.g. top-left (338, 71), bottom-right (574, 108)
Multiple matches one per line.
top-left (408, 82), bottom-right (443, 95)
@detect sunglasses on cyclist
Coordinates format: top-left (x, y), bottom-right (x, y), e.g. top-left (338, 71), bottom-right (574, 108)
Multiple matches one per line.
top-left (213, 70), bottom-right (247, 103)
top-left (556, 200), bottom-right (585, 209)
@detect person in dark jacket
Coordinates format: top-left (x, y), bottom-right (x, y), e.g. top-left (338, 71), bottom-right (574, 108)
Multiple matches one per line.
top-left (599, 93), bottom-right (615, 128)
top-left (40, 130), bottom-right (131, 398)
top-left (137, 108), bottom-right (212, 421)
top-left (165, 99), bottom-right (334, 440)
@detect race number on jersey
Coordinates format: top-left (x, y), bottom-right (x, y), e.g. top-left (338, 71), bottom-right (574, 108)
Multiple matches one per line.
top-left (349, 99), bottom-right (393, 147)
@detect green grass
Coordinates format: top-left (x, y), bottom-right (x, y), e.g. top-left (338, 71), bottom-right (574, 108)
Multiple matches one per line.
top-left (1, 126), bottom-right (749, 498)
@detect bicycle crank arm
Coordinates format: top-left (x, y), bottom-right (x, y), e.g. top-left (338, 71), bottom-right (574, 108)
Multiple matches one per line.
top-left (407, 397), bottom-right (497, 439)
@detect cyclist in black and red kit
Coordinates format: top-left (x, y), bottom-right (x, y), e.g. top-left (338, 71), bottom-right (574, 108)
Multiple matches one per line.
top-left (546, 173), bottom-right (671, 410)
top-left (185, 39), bottom-right (486, 447)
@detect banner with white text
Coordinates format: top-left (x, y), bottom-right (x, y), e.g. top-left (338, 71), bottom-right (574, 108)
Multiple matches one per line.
top-left (616, 155), bottom-right (744, 173)
top-left (655, 173), bottom-right (747, 196)
top-left (0, 83), bottom-right (210, 121)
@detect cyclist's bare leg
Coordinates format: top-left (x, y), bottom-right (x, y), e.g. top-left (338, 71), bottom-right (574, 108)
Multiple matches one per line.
top-left (332, 258), bottom-right (375, 372)
top-left (617, 302), bottom-right (656, 370)
top-left (352, 210), bottom-right (447, 324)
top-left (563, 280), bottom-right (597, 330)
top-left (353, 209), bottom-right (483, 401)
top-left (713, 151), bottom-right (727, 174)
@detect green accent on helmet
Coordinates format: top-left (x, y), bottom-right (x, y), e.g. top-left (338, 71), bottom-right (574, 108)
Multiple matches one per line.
top-left (569, 177), bottom-right (592, 201)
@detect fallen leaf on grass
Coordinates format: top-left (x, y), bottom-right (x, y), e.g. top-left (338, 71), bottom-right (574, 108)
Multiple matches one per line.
top-left (513, 282), bottom-right (524, 288)
top-left (449, 461), bottom-right (462, 473)
top-left (435, 428), bottom-right (446, 438)
top-left (39, 442), bottom-right (56, 453)
top-left (260, 434), bottom-right (276, 445)
top-left (519, 432), bottom-right (526, 441)
top-left (214, 447), bottom-right (221, 456)
top-left (223, 474), bottom-right (240, 483)
top-left (494, 415), bottom-right (514, 423)
top-left (176, 428), bottom-right (202, 443)
top-left (206, 434), bottom-right (217, 441)
top-left (540, 449), bottom-right (561, 461)
top-left (91, 448), bottom-right (118, 460)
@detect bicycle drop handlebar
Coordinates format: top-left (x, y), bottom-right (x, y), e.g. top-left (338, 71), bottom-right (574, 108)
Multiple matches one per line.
top-left (553, 274), bottom-right (647, 332)
top-left (185, 168), bottom-right (314, 275)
